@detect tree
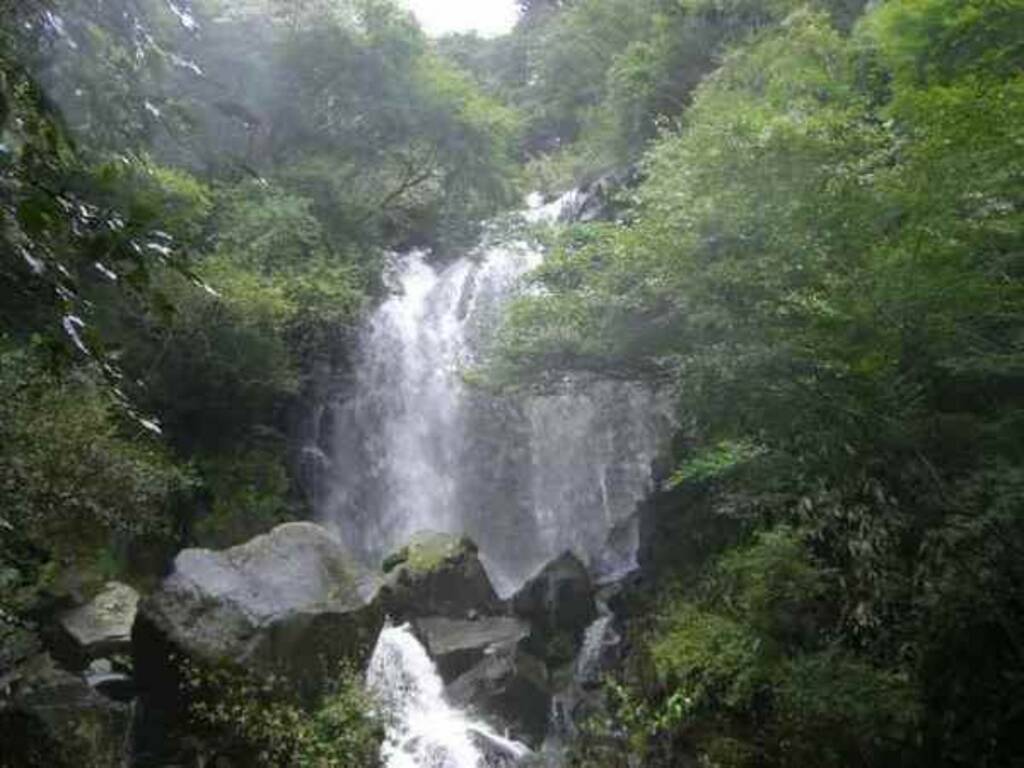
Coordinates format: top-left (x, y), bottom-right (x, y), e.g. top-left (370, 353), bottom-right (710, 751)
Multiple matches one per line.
top-left (489, 2), bottom-right (1024, 763)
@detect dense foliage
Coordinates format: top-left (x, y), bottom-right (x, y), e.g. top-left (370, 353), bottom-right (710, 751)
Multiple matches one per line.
top-left (448, 0), bottom-right (869, 188)
top-left (185, 660), bottom-right (383, 767)
top-left (489, 1), bottom-right (1024, 765)
top-left (3, 0), bottom-right (1023, 765)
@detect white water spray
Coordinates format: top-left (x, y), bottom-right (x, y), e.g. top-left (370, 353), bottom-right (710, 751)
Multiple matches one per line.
top-left (319, 193), bottom-right (672, 593)
top-left (368, 625), bottom-right (530, 768)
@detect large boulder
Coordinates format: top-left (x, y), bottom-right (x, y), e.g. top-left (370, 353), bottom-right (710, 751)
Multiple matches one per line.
top-left (0, 656), bottom-right (132, 768)
top-left (57, 581), bottom-right (139, 667)
top-left (412, 615), bottom-right (530, 682)
top-left (135, 522), bottom-right (382, 692)
top-left (447, 644), bottom-right (551, 748)
top-left (512, 552), bottom-right (596, 665)
top-left (131, 522), bottom-right (383, 764)
top-left (378, 532), bottom-right (500, 619)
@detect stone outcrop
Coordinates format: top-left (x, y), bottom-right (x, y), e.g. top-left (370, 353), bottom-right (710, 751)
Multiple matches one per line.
top-left (135, 522), bottom-right (381, 686)
top-left (131, 522), bottom-right (383, 764)
top-left (123, 526), bottom-right (615, 761)
top-left (512, 552), bottom-right (597, 665)
top-left (378, 531), bottom-right (501, 619)
top-left (559, 165), bottom-right (641, 223)
top-left (412, 615), bottom-right (530, 682)
top-left (58, 581), bottom-right (139, 666)
top-left (84, 658), bottom-right (135, 703)
top-left (447, 644), bottom-right (551, 748)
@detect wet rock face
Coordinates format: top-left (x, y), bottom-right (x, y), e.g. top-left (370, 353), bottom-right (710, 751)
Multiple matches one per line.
top-left (58, 581), bottom-right (139, 666)
top-left (512, 552), bottom-right (597, 666)
top-left (384, 546), bottom-right (611, 748)
top-left (378, 531), bottom-right (501, 620)
top-left (447, 644), bottom-right (551, 749)
top-left (0, 657), bottom-right (132, 768)
top-left (412, 615), bottom-right (530, 682)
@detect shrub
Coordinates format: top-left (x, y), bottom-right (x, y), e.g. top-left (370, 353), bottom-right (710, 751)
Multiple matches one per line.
top-left (0, 341), bottom-right (190, 607)
top-left (185, 661), bottom-right (384, 768)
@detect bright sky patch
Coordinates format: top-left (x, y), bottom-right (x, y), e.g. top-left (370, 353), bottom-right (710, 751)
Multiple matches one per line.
top-left (403, 0), bottom-right (519, 37)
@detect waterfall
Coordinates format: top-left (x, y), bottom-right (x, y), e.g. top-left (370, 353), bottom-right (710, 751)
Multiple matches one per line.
top-left (575, 615), bottom-right (619, 686)
top-left (318, 192), bottom-right (671, 593)
top-left (367, 625), bottom-right (530, 768)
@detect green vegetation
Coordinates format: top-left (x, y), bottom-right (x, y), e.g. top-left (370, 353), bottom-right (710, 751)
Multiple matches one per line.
top-left (0, 341), bottom-right (191, 607)
top-left (449, 0), bottom-right (870, 189)
top-left (484, 0), bottom-right (1024, 765)
top-left (3, 0), bottom-right (1023, 765)
top-left (185, 660), bottom-right (383, 767)
top-left (581, 531), bottom-right (920, 766)
top-left (382, 531), bottom-right (476, 574)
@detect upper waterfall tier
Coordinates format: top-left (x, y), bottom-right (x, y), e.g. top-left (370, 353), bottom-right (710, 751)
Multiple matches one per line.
top-left (317, 193), bottom-right (671, 593)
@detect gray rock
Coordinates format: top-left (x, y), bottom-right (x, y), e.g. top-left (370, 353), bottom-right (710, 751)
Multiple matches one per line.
top-left (447, 645), bottom-right (551, 748)
top-left (132, 523), bottom-right (384, 764)
top-left (88, 658), bottom-right (114, 675)
top-left (413, 615), bottom-right (530, 682)
top-left (512, 552), bottom-right (596, 665)
top-left (378, 531), bottom-right (501, 619)
top-left (58, 581), bottom-right (139, 662)
top-left (136, 522), bottom-right (381, 684)
top-left (0, 656), bottom-right (132, 767)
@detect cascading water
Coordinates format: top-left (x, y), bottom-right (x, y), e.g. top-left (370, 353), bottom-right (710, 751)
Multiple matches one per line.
top-left (322, 193), bottom-right (672, 765)
top-left (318, 192), bottom-right (672, 593)
top-left (367, 624), bottom-right (530, 768)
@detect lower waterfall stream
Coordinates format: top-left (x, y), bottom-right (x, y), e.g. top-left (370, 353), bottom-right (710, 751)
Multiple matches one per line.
top-left (368, 625), bottom-right (530, 768)
top-left (318, 193), bottom-right (672, 766)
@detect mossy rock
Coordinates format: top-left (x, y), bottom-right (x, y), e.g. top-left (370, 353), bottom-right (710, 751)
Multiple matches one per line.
top-left (378, 532), bottom-right (500, 620)
top-left (383, 531), bottom-right (479, 574)
top-left (57, 581), bottom-right (139, 669)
